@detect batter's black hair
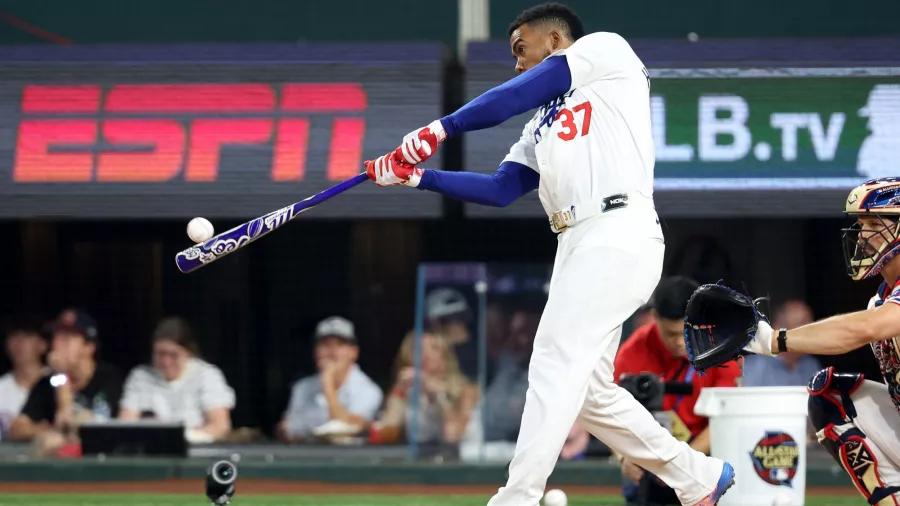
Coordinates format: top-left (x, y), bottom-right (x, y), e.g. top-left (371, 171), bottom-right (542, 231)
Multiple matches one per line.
top-left (508, 3), bottom-right (585, 41)
top-left (650, 276), bottom-right (700, 321)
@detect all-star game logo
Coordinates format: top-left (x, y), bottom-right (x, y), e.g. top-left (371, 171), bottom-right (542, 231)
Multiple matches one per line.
top-left (749, 431), bottom-right (800, 487)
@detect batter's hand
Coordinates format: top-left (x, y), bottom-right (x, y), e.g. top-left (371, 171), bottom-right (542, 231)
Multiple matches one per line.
top-left (394, 120), bottom-right (447, 165)
top-left (365, 153), bottom-right (423, 187)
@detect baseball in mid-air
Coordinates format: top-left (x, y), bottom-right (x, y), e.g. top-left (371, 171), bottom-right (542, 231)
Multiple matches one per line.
top-left (542, 488), bottom-right (567, 506)
top-left (187, 217), bottom-right (215, 243)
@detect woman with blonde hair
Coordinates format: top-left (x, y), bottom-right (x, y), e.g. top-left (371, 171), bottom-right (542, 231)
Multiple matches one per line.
top-left (369, 330), bottom-right (479, 445)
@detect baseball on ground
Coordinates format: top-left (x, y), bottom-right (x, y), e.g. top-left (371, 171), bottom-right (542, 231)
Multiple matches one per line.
top-left (187, 217), bottom-right (215, 243)
top-left (543, 488), bottom-right (567, 506)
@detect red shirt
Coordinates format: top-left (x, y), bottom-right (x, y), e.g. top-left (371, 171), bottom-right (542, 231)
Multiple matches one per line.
top-left (613, 322), bottom-right (741, 438)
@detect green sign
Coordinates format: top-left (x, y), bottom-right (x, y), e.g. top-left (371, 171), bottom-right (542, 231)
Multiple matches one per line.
top-left (649, 73), bottom-right (900, 188)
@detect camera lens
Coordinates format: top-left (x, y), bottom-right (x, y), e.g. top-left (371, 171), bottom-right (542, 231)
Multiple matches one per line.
top-left (212, 462), bottom-right (237, 484)
top-left (637, 377), bottom-right (651, 392)
top-left (216, 466), bottom-right (233, 480)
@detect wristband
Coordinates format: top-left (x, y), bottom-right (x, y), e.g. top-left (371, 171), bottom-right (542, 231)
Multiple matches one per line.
top-left (777, 328), bottom-right (788, 353)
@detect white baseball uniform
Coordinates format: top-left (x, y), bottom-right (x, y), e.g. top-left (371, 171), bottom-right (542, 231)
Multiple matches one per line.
top-left (486, 32), bottom-right (725, 506)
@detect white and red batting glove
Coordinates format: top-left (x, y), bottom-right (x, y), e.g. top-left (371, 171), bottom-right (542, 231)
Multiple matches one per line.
top-left (393, 120), bottom-right (447, 165)
top-left (365, 153), bottom-right (423, 187)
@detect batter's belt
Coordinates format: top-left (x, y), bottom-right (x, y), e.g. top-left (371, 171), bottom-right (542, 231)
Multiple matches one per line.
top-left (549, 193), bottom-right (654, 233)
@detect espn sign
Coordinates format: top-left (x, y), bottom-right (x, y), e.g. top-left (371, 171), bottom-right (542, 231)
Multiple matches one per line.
top-left (14, 83), bottom-right (366, 182)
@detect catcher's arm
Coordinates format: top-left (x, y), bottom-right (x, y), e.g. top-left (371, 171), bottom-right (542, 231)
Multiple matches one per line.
top-left (758, 301), bottom-right (900, 356)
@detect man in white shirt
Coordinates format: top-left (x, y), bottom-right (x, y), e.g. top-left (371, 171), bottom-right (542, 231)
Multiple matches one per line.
top-left (0, 317), bottom-right (47, 441)
top-left (277, 316), bottom-right (383, 442)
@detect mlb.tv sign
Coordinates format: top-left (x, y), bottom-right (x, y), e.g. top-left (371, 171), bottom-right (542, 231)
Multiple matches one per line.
top-left (14, 83), bottom-right (366, 183)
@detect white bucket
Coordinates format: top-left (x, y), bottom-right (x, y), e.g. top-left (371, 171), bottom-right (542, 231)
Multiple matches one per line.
top-left (694, 386), bottom-right (809, 506)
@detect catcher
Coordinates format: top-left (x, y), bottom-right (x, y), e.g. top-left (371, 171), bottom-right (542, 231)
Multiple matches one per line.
top-left (683, 177), bottom-right (900, 505)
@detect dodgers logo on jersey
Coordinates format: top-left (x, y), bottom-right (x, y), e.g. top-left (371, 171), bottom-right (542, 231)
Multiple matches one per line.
top-left (533, 90), bottom-right (576, 144)
top-left (749, 431), bottom-right (800, 487)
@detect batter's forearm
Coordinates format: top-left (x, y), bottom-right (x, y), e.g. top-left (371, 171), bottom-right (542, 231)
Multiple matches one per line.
top-left (439, 56), bottom-right (572, 137)
top-left (417, 162), bottom-right (538, 207)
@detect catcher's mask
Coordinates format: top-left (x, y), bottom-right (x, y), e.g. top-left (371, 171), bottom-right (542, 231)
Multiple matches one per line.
top-left (841, 178), bottom-right (900, 281)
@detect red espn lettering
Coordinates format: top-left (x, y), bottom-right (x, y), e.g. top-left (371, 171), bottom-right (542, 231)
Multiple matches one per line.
top-left (14, 83), bottom-right (367, 183)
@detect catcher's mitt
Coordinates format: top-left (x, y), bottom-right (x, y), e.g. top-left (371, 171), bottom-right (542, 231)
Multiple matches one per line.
top-left (682, 282), bottom-right (768, 373)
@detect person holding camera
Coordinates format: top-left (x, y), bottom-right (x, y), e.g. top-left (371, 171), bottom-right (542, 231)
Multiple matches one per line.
top-left (613, 276), bottom-right (741, 506)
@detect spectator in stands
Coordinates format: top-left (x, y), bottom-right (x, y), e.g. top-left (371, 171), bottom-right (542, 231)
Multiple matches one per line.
top-left (0, 317), bottom-right (48, 441)
top-left (482, 309), bottom-right (538, 442)
top-left (613, 277), bottom-right (741, 505)
top-left (277, 316), bottom-right (382, 443)
top-left (118, 317), bottom-right (235, 443)
top-left (741, 299), bottom-right (822, 387)
top-left (560, 421), bottom-right (591, 461)
top-left (369, 330), bottom-right (479, 446)
top-left (426, 288), bottom-right (477, 381)
top-left (9, 309), bottom-right (122, 457)
top-left (485, 301), bottom-right (510, 381)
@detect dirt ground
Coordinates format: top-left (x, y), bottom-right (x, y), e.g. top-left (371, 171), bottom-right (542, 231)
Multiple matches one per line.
top-left (0, 480), bottom-right (861, 496)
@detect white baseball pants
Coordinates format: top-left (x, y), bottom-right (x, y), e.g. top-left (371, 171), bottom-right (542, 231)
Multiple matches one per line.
top-left (486, 204), bottom-right (725, 506)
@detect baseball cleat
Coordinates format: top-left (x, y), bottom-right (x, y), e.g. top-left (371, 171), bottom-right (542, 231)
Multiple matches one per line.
top-left (695, 461), bottom-right (735, 505)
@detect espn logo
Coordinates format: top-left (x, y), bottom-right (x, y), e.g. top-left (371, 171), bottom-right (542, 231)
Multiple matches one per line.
top-left (14, 83), bottom-right (367, 182)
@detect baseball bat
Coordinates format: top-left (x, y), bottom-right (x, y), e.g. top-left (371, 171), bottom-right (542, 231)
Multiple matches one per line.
top-left (175, 172), bottom-right (369, 273)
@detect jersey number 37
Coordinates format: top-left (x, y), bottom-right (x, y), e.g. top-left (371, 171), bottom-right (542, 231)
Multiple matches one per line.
top-left (554, 101), bottom-right (592, 141)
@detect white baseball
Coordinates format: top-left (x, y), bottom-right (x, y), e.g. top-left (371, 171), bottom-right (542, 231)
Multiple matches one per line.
top-left (543, 488), bottom-right (567, 506)
top-left (187, 217), bottom-right (215, 243)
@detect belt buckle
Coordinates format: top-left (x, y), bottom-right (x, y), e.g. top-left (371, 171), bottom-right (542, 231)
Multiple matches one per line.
top-left (550, 206), bottom-right (576, 232)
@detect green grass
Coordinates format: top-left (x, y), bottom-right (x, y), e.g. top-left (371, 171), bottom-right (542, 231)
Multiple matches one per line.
top-left (0, 495), bottom-right (863, 506)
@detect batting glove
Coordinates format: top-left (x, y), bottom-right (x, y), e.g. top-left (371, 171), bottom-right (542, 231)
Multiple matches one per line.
top-left (365, 153), bottom-right (423, 187)
top-left (393, 120), bottom-right (447, 165)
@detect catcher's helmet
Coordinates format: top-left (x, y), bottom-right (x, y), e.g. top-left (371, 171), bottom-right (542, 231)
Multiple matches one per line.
top-left (842, 177), bottom-right (900, 280)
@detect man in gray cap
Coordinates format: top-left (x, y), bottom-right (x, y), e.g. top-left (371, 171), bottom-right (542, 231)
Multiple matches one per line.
top-left (276, 316), bottom-right (383, 442)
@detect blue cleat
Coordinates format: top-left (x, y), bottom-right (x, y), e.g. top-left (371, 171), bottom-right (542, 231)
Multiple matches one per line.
top-left (694, 461), bottom-right (735, 505)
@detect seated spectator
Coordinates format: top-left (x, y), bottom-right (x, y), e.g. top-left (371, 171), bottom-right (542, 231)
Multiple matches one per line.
top-left (560, 420), bottom-right (591, 461)
top-left (118, 317), bottom-right (235, 444)
top-left (369, 330), bottom-right (480, 446)
top-left (0, 316), bottom-right (48, 441)
top-left (277, 316), bottom-right (382, 443)
top-left (613, 276), bottom-right (740, 505)
top-left (482, 310), bottom-right (538, 442)
top-left (426, 288), bottom-right (478, 381)
top-left (742, 299), bottom-right (822, 387)
top-left (9, 309), bottom-right (122, 457)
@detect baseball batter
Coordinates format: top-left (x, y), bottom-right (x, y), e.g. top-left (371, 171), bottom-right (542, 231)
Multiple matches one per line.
top-left (739, 178), bottom-right (900, 505)
top-left (363, 4), bottom-right (734, 505)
